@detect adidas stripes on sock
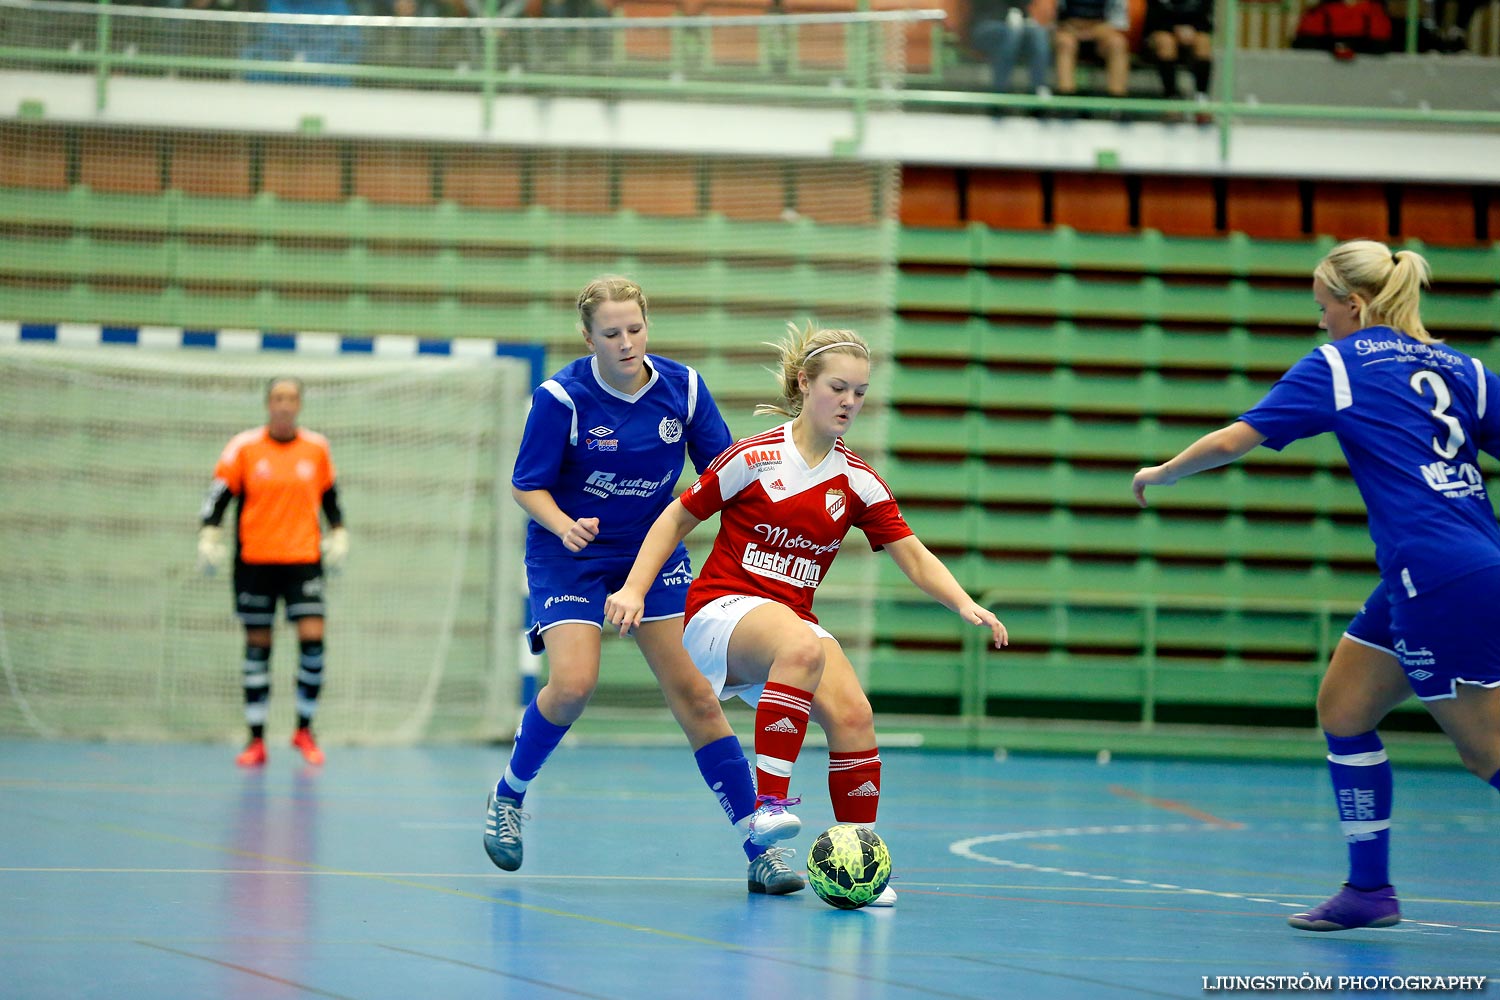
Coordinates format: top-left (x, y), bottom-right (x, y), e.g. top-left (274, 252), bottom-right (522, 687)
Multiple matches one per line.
top-left (753, 682), bottom-right (813, 802)
top-left (1325, 730), bottom-right (1393, 890)
top-left (829, 748), bottom-right (881, 824)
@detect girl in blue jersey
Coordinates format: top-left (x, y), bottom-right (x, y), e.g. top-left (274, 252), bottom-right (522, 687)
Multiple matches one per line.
top-left (483, 276), bottom-right (804, 895)
top-left (1133, 241), bottom-right (1500, 933)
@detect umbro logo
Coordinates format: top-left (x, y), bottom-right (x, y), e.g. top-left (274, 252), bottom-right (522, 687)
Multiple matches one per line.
top-left (588, 425), bottom-right (613, 437)
top-left (763, 717), bottom-right (799, 734)
top-left (847, 780), bottom-right (879, 797)
top-left (768, 478), bottom-right (786, 491)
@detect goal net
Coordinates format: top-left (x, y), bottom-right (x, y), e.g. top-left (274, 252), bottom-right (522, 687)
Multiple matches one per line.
top-left (0, 0), bottom-right (914, 728)
top-left (0, 334), bottom-right (532, 744)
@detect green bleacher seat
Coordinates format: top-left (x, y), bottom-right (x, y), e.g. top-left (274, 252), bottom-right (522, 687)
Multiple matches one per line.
top-left (891, 316), bottom-right (985, 362)
top-left (980, 652), bottom-right (1148, 702)
top-left (865, 646), bottom-right (964, 697)
top-left (880, 454), bottom-right (980, 500)
top-left (1151, 663), bottom-right (1322, 707)
top-left (888, 363), bottom-right (982, 407)
top-left (895, 269), bottom-right (982, 313)
top-left (899, 505), bottom-right (979, 549)
top-left (885, 411), bottom-right (980, 454)
top-left (894, 224), bottom-right (976, 266)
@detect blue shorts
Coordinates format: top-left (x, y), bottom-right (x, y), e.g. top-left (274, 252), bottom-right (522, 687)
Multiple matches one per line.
top-left (523, 542), bottom-right (694, 655)
top-left (1344, 569), bottom-right (1500, 701)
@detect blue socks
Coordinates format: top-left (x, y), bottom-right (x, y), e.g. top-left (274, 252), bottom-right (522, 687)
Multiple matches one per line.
top-left (693, 735), bottom-right (765, 861)
top-left (495, 699), bottom-right (570, 804)
top-left (1325, 731), bottom-right (1393, 890)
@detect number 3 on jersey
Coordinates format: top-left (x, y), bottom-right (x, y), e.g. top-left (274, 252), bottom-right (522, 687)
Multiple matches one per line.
top-left (1410, 369), bottom-right (1466, 460)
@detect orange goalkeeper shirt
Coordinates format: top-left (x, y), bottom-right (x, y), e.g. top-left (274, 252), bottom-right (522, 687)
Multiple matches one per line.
top-left (214, 428), bottom-right (337, 565)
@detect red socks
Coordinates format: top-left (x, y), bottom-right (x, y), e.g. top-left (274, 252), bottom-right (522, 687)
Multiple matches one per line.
top-left (829, 748), bottom-right (881, 824)
top-left (753, 682), bottom-right (813, 801)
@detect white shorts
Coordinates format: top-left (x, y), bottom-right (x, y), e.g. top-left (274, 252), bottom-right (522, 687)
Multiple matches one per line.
top-left (682, 593), bottom-right (834, 708)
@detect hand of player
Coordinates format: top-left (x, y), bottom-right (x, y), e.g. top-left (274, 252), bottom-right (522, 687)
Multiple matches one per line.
top-left (603, 585), bottom-right (645, 638)
top-left (321, 526), bottom-right (349, 574)
top-left (961, 602), bottom-right (1008, 649)
top-left (196, 525), bottom-right (228, 576)
top-left (559, 516), bottom-right (599, 553)
top-left (1131, 465), bottom-right (1177, 508)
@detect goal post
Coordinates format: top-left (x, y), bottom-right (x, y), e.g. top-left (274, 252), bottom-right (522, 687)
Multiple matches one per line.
top-left (0, 322), bottom-right (541, 745)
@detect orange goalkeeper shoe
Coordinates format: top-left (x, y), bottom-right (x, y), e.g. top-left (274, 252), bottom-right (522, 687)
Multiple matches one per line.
top-left (235, 737), bottom-right (267, 768)
top-left (291, 728), bottom-right (325, 766)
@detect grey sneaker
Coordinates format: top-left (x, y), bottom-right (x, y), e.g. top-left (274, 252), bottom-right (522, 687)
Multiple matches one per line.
top-left (484, 793), bottom-right (526, 872)
top-left (747, 846), bottom-right (805, 895)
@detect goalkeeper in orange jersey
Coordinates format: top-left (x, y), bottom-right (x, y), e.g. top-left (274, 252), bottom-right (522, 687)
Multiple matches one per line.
top-left (197, 377), bottom-right (347, 767)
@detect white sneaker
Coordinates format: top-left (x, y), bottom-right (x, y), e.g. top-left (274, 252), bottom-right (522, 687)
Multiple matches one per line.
top-left (743, 795), bottom-right (801, 847)
top-left (867, 883), bottom-right (897, 907)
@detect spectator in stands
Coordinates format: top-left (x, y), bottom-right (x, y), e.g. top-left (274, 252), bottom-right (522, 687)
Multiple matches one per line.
top-left (1053, 0), bottom-right (1132, 113)
top-left (1292, 0), bottom-right (1392, 56)
top-left (1143, 0), bottom-right (1212, 112)
top-left (243, 0), bottom-right (364, 85)
top-left (540, 0), bottom-right (611, 61)
top-left (1134, 241), bottom-right (1500, 934)
top-left (161, 0), bottom-right (247, 76)
top-left (970, 0), bottom-right (1055, 113)
top-left (368, 0), bottom-right (439, 70)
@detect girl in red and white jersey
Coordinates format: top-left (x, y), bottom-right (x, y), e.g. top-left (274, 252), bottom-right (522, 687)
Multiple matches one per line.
top-left (605, 325), bottom-right (1008, 907)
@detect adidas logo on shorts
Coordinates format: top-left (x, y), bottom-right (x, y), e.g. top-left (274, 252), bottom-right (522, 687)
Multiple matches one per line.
top-left (847, 780), bottom-right (880, 797)
top-left (763, 716), bottom-right (799, 734)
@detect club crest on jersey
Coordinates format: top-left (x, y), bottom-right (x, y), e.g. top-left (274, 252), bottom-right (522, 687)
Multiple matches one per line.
top-left (659, 417), bottom-right (683, 444)
top-left (825, 488), bottom-right (846, 520)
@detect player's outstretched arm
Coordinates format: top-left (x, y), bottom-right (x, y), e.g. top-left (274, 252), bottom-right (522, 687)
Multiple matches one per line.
top-left (1132, 420), bottom-right (1265, 508)
top-left (882, 535), bottom-right (1007, 649)
top-left (512, 485), bottom-right (599, 553)
top-left (604, 499), bottom-right (702, 637)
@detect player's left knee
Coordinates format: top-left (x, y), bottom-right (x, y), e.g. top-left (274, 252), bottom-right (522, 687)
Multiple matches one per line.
top-left (822, 695), bottom-right (874, 738)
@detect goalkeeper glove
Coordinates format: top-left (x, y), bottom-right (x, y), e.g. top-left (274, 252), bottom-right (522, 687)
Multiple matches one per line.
top-left (197, 525), bottom-right (228, 576)
top-left (321, 526), bottom-right (349, 574)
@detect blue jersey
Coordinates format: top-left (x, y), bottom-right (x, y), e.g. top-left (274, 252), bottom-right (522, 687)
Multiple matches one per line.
top-left (1240, 326), bottom-right (1500, 601)
top-left (511, 354), bottom-right (733, 559)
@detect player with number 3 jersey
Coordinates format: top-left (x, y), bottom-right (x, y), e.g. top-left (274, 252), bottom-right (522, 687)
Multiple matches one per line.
top-left (1133, 240), bottom-right (1500, 933)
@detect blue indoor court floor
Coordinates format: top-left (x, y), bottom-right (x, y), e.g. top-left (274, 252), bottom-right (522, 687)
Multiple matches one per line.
top-left (1, 739), bottom-right (1496, 1000)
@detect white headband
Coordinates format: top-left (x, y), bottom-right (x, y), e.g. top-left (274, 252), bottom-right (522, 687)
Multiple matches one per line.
top-left (804, 341), bottom-right (867, 362)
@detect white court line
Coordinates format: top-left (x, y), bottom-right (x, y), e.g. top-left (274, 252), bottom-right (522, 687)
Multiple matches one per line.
top-left (950, 824), bottom-right (1499, 935)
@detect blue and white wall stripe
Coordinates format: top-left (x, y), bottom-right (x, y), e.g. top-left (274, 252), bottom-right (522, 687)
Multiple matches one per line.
top-left (0, 320), bottom-right (547, 389)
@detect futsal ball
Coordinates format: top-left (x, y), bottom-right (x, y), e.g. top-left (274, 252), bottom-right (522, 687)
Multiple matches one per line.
top-left (806, 824), bottom-right (891, 909)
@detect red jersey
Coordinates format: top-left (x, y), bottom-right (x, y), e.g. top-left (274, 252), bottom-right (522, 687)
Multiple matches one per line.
top-left (679, 423), bottom-right (912, 625)
top-left (214, 428), bottom-right (336, 565)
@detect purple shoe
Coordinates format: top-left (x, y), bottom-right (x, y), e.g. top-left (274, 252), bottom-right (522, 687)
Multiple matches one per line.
top-left (1288, 884), bottom-right (1400, 932)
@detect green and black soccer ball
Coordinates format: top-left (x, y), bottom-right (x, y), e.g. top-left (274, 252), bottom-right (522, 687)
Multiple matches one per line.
top-left (806, 824), bottom-right (891, 909)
